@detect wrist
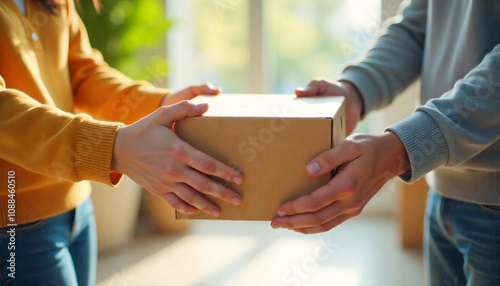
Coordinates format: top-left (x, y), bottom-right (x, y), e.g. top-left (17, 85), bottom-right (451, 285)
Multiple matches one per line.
top-left (381, 131), bottom-right (411, 176)
top-left (110, 126), bottom-right (126, 173)
top-left (160, 94), bottom-right (169, 107)
top-left (340, 80), bottom-right (364, 117)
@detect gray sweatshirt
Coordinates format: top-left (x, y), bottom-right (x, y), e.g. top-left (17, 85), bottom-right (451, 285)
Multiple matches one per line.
top-left (339, 0), bottom-right (500, 204)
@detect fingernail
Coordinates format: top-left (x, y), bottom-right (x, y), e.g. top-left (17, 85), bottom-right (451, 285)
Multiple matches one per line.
top-left (296, 87), bottom-right (305, 92)
top-left (277, 210), bottom-right (287, 217)
top-left (232, 176), bottom-right (243, 185)
top-left (271, 223), bottom-right (282, 229)
top-left (231, 197), bottom-right (241, 206)
top-left (211, 209), bottom-right (221, 217)
top-left (196, 103), bottom-right (208, 110)
top-left (306, 162), bottom-right (321, 174)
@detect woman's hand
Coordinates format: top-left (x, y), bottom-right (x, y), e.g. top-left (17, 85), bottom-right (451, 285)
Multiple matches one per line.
top-left (161, 83), bottom-right (221, 106)
top-left (111, 100), bottom-right (243, 217)
top-left (296, 79), bottom-right (364, 135)
top-left (271, 132), bottom-right (410, 234)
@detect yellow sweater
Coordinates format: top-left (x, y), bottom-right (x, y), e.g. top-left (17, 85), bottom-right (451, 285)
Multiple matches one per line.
top-left (0, 0), bottom-right (171, 228)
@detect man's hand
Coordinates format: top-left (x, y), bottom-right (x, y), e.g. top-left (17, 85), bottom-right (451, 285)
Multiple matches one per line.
top-left (271, 132), bottom-right (410, 234)
top-left (111, 101), bottom-right (243, 217)
top-left (296, 79), bottom-right (364, 135)
top-left (161, 83), bottom-right (221, 106)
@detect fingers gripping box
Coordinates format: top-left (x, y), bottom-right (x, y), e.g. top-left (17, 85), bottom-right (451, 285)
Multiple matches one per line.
top-left (175, 94), bottom-right (345, 221)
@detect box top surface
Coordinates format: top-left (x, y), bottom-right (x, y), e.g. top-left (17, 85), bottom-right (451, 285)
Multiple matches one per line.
top-left (187, 94), bottom-right (344, 118)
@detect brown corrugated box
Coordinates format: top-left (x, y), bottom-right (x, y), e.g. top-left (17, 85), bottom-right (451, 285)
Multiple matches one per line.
top-left (175, 94), bottom-right (345, 221)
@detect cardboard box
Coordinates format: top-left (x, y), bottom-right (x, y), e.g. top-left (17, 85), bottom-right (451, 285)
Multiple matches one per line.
top-left (175, 94), bottom-right (345, 221)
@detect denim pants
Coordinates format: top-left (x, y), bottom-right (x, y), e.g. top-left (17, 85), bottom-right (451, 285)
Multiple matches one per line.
top-left (0, 197), bottom-right (97, 286)
top-left (425, 190), bottom-right (500, 286)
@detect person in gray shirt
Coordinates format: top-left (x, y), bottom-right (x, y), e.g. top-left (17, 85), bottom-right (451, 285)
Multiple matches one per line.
top-left (270, 0), bottom-right (500, 285)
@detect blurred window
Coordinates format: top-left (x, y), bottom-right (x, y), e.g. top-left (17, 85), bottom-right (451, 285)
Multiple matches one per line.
top-left (166, 0), bottom-right (381, 132)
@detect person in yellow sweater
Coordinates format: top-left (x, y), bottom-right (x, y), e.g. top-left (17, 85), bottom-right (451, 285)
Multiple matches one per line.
top-left (0, 0), bottom-right (244, 285)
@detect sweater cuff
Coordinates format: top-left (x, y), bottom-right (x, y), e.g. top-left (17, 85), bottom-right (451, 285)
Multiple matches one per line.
top-left (74, 119), bottom-right (124, 186)
top-left (338, 66), bottom-right (383, 118)
top-left (385, 111), bottom-right (449, 183)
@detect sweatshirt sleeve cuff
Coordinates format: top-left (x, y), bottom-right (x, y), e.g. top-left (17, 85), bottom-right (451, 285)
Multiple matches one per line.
top-left (338, 66), bottom-right (384, 118)
top-left (74, 119), bottom-right (124, 186)
top-left (385, 111), bottom-right (449, 183)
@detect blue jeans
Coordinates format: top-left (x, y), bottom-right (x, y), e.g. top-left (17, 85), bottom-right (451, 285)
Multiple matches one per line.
top-left (0, 197), bottom-right (97, 285)
top-left (425, 190), bottom-right (500, 286)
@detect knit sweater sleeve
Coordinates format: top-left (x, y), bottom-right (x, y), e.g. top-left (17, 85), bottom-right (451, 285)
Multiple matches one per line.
top-left (387, 44), bottom-right (500, 182)
top-left (339, 0), bottom-right (427, 116)
top-left (66, 0), bottom-right (171, 125)
top-left (0, 76), bottom-right (123, 186)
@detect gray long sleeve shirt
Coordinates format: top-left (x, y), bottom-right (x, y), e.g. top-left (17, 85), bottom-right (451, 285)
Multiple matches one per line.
top-left (339, 0), bottom-right (500, 204)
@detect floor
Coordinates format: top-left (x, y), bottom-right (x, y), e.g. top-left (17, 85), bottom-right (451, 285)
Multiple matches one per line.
top-left (96, 215), bottom-right (423, 286)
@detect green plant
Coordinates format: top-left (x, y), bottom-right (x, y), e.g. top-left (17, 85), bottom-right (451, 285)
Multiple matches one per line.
top-left (78, 0), bottom-right (173, 81)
